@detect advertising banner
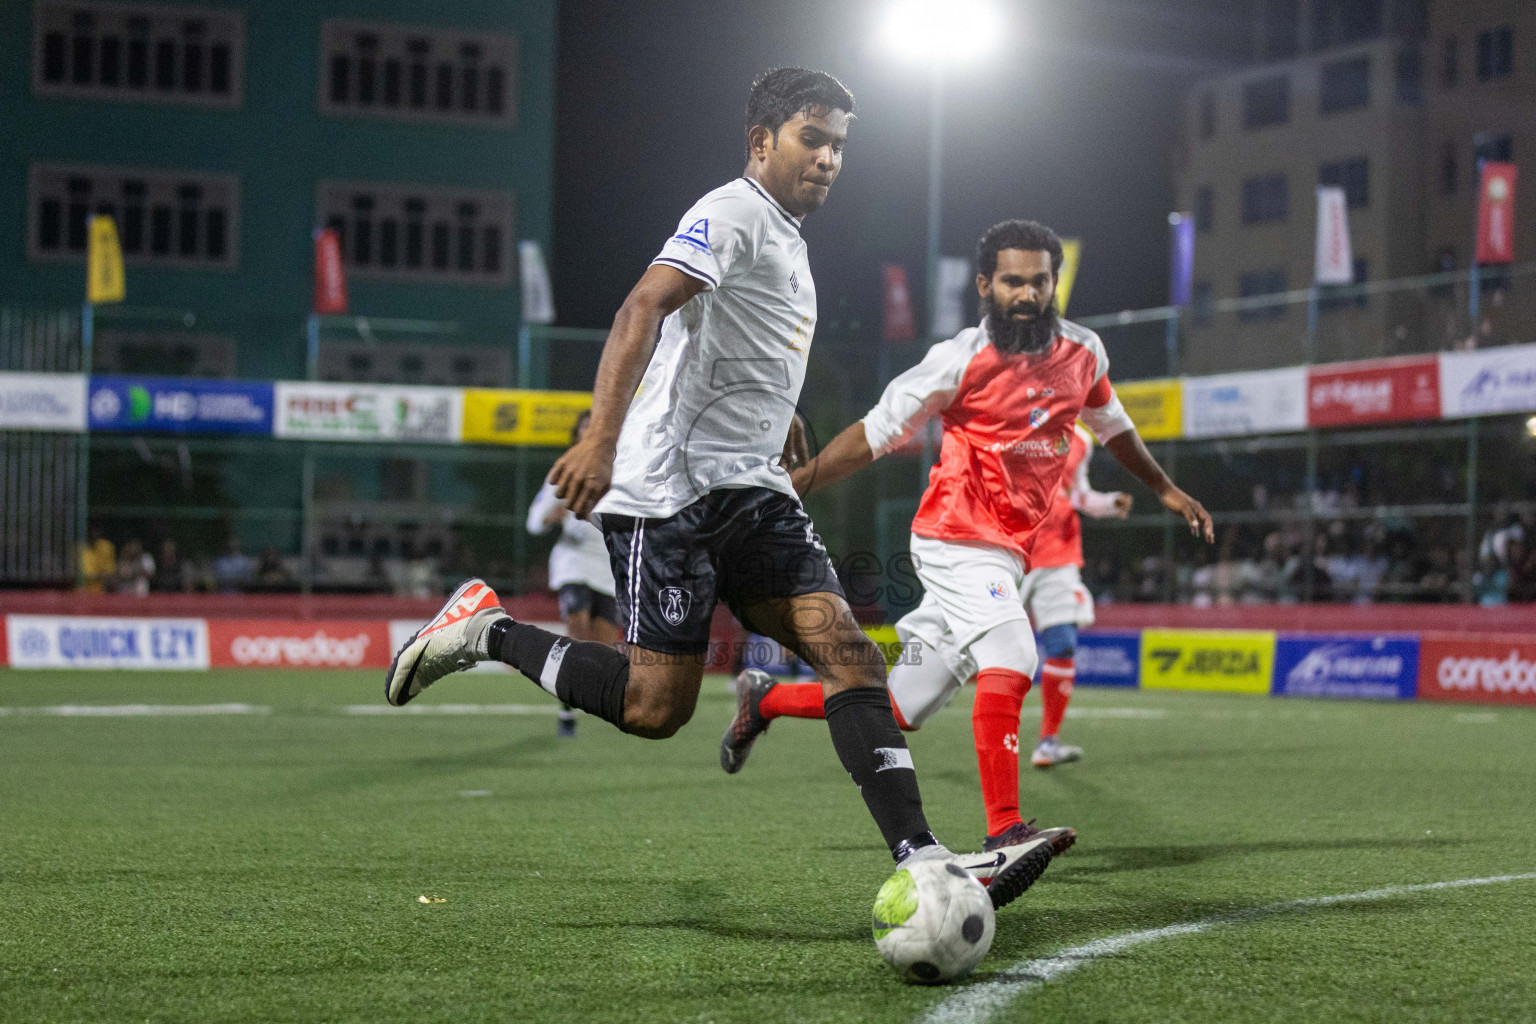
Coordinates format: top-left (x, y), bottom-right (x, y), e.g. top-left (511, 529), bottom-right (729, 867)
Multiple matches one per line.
top-left (1169, 214), bottom-right (1195, 307)
top-left (1438, 343), bottom-right (1536, 418)
top-left (1418, 633), bottom-right (1536, 705)
top-left (313, 228), bottom-right (347, 315)
top-left (1306, 355), bottom-right (1440, 427)
top-left (1182, 366), bottom-right (1307, 439)
top-left (274, 382), bottom-right (463, 443)
top-left (519, 240), bottom-right (556, 324)
top-left (1313, 185), bottom-right (1353, 284)
top-left (87, 214), bottom-right (126, 304)
top-left (6, 615), bottom-right (208, 670)
top-left (1475, 162), bottom-right (1517, 265)
top-left (0, 372), bottom-right (88, 432)
top-left (881, 265), bottom-right (916, 343)
top-left (208, 619), bottom-right (391, 669)
top-left (88, 376), bottom-right (274, 435)
top-left (1272, 634), bottom-right (1418, 700)
top-left (1057, 239), bottom-right (1082, 316)
top-left (931, 256), bottom-right (972, 339)
top-left (1115, 378), bottom-right (1183, 440)
top-left (1140, 628), bottom-right (1276, 694)
top-left (461, 389), bottom-right (592, 447)
top-left (1073, 630), bottom-right (1141, 687)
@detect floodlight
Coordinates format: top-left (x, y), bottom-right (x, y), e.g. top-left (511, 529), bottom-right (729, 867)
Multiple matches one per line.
top-left (878, 0), bottom-right (1004, 65)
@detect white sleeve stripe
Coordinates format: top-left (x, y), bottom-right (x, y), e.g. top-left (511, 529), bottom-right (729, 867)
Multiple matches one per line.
top-left (652, 256), bottom-right (718, 288)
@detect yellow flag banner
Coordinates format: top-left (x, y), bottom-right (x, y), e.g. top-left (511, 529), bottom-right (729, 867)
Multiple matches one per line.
top-left (1056, 238), bottom-right (1082, 316)
top-left (87, 215), bottom-right (126, 305)
top-left (1115, 378), bottom-right (1183, 440)
top-left (461, 389), bottom-right (592, 447)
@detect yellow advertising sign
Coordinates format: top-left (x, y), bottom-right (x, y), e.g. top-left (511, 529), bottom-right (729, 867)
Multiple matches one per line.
top-left (461, 389), bottom-right (592, 447)
top-left (1116, 378), bottom-right (1182, 440)
top-left (86, 215), bottom-right (125, 304)
top-left (1056, 238), bottom-right (1082, 316)
top-left (1140, 628), bottom-right (1276, 694)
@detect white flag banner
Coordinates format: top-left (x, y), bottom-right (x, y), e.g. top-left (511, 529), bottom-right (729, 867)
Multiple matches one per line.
top-left (519, 240), bottom-right (556, 324)
top-left (930, 256), bottom-right (973, 338)
top-left (1314, 185), bottom-right (1353, 285)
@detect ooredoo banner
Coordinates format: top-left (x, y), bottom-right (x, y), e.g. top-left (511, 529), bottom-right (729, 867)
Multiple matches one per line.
top-left (1418, 633), bottom-right (1536, 705)
top-left (6, 615), bottom-right (208, 669)
top-left (1182, 366), bottom-right (1307, 439)
top-left (207, 620), bottom-right (391, 669)
top-left (1272, 634), bottom-right (1418, 700)
top-left (1306, 356), bottom-right (1440, 427)
top-left (1438, 343), bottom-right (1536, 418)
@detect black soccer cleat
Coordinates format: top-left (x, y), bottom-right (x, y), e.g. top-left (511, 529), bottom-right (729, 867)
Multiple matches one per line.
top-left (719, 669), bottom-right (776, 774)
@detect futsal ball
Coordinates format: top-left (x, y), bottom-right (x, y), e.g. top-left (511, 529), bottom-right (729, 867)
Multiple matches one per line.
top-left (872, 859), bottom-right (995, 983)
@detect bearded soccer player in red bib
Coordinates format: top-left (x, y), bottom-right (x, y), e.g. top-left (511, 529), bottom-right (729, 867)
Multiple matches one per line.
top-left (722, 219), bottom-right (1212, 865)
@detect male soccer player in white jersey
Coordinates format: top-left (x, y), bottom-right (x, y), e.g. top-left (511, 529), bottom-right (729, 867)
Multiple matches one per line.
top-left (722, 219), bottom-right (1212, 863)
top-left (384, 70), bottom-right (1059, 905)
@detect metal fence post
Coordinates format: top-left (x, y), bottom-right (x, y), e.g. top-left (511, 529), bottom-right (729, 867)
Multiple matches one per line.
top-left (1465, 417), bottom-right (1479, 602)
top-left (1303, 429), bottom-right (1318, 602)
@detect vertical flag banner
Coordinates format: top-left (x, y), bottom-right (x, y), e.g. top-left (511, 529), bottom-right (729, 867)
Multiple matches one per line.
top-left (313, 228), bottom-right (347, 315)
top-left (1056, 239), bottom-right (1082, 316)
top-left (519, 240), bottom-right (556, 324)
top-left (1476, 162), bottom-right (1517, 265)
top-left (881, 265), bottom-right (916, 342)
top-left (1314, 186), bottom-right (1353, 284)
top-left (86, 215), bottom-right (125, 305)
top-left (1169, 213), bottom-right (1195, 306)
top-left (931, 256), bottom-right (972, 338)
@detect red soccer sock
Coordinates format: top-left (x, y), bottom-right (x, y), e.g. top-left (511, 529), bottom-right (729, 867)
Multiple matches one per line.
top-left (972, 667), bottom-right (1032, 837)
top-left (758, 681), bottom-right (915, 730)
top-left (1038, 657), bottom-right (1075, 740)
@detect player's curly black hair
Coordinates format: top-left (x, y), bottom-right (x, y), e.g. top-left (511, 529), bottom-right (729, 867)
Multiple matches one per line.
top-left (976, 220), bottom-right (1064, 279)
top-left (744, 67), bottom-right (856, 158)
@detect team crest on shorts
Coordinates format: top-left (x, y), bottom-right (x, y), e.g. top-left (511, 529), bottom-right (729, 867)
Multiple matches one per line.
top-left (1029, 407), bottom-right (1048, 428)
top-left (658, 586), bottom-right (692, 626)
top-left (987, 580), bottom-right (1011, 600)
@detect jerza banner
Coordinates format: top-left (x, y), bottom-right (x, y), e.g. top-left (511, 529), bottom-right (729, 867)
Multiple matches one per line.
top-left (461, 389), bottom-right (592, 447)
top-left (1418, 633), bottom-right (1536, 706)
top-left (0, 372), bottom-right (88, 432)
top-left (1182, 366), bottom-right (1307, 439)
top-left (274, 382), bottom-right (463, 442)
top-left (88, 376), bottom-right (273, 435)
top-left (1306, 356), bottom-right (1440, 427)
top-left (6, 615), bottom-right (208, 669)
top-left (1140, 628), bottom-right (1276, 694)
top-left (1438, 343), bottom-right (1536, 418)
top-left (1271, 634), bottom-right (1418, 700)
top-left (1115, 378), bottom-right (1182, 440)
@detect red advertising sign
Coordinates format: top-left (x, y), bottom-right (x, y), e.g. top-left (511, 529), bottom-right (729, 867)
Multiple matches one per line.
top-left (208, 619), bottom-right (390, 669)
top-left (313, 228), bottom-right (348, 314)
top-left (1306, 355), bottom-right (1440, 427)
top-left (1475, 162), bottom-right (1517, 265)
top-left (1418, 633), bottom-right (1536, 705)
top-left (881, 264), bottom-right (916, 343)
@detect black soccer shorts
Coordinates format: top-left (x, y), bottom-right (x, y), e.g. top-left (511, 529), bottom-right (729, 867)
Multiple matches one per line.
top-left (556, 583), bottom-right (622, 628)
top-left (597, 486), bottom-right (844, 656)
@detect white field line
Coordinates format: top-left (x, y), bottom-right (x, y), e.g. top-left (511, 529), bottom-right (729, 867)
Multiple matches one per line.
top-left (0, 703), bottom-right (270, 717)
top-left (344, 703), bottom-right (560, 716)
top-left (919, 872), bottom-right (1536, 1024)
top-left (1064, 707), bottom-right (1169, 719)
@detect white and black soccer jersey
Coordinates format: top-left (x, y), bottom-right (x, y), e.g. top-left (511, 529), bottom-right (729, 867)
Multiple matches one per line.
top-left (526, 481), bottom-right (616, 596)
top-left (593, 177), bottom-right (816, 519)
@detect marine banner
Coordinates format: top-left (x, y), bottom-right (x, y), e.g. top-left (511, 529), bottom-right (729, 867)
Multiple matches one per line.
top-left (1438, 343), bottom-right (1536, 418)
top-left (1272, 634), bottom-right (1418, 700)
top-left (1139, 628), bottom-right (1275, 694)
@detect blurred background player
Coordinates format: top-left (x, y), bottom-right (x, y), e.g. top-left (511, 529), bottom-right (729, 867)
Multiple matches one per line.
top-left (1025, 422), bottom-right (1132, 768)
top-left (724, 219), bottom-right (1211, 872)
top-left (525, 410), bottom-right (622, 737)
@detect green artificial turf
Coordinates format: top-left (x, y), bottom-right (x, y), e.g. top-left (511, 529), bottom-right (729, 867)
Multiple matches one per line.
top-left (2, 669), bottom-right (1533, 1023)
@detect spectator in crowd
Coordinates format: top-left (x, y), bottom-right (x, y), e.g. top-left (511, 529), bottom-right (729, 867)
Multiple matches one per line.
top-left (213, 535), bottom-right (256, 593)
top-left (115, 538), bottom-right (154, 597)
top-left (254, 546), bottom-right (297, 592)
top-left (1507, 536), bottom-right (1536, 603)
top-left (152, 539), bottom-right (195, 593)
top-left (77, 525), bottom-right (115, 593)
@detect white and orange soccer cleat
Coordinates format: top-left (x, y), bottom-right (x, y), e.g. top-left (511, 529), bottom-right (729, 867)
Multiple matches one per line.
top-left (385, 578), bottom-right (509, 706)
top-left (1031, 738), bottom-right (1083, 768)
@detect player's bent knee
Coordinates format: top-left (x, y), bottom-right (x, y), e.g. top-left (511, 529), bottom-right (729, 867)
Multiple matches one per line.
top-left (968, 618), bottom-right (1040, 678)
top-left (623, 698), bottom-right (694, 739)
top-left (1040, 623), bottom-right (1078, 661)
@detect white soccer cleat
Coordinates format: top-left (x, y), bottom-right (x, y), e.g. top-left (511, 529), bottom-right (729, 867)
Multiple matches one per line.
top-left (384, 579), bottom-right (508, 707)
top-left (954, 836), bottom-right (1055, 910)
top-left (1032, 738), bottom-right (1083, 768)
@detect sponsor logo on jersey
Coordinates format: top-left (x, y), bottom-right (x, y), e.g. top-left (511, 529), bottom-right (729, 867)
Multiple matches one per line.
top-left (658, 586), bottom-right (692, 626)
top-left (987, 580), bottom-right (1011, 600)
top-left (1054, 434), bottom-right (1071, 456)
top-left (986, 437), bottom-right (1064, 458)
top-left (789, 270), bottom-right (799, 293)
top-left (1029, 407), bottom-right (1048, 428)
top-left (673, 217), bottom-right (712, 253)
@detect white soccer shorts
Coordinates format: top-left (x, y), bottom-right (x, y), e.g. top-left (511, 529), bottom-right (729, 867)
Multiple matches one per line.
top-left (1019, 564), bottom-right (1096, 632)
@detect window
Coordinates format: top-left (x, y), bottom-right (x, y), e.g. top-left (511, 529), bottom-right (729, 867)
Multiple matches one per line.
top-left (319, 20), bottom-right (517, 126)
top-left (1441, 140), bottom-right (1458, 194)
top-left (1391, 0), bottom-right (1427, 39)
top-left (1194, 185), bottom-right (1214, 232)
top-left (1320, 56), bottom-right (1371, 113)
top-left (33, 1), bottom-right (242, 107)
top-left (1191, 281), bottom-right (1214, 326)
top-left (1238, 269), bottom-right (1288, 321)
top-left (1241, 174), bottom-right (1289, 225)
top-left (29, 163), bottom-right (238, 268)
top-left (316, 181), bottom-right (514, 286)
top-left (1319, 157), bottom-right (1370, 208)
top-left (1475, 26), bottom-right (1513, 82)
top-left (1395, 43), bottom-right (1422, 104)
top-left (1312, 0), bottom-right (1383, 50)
top-left (1319, 257), bottom-right (1369, 311)
top-left (1260, 0), bottom-right (1300, 60)
top-left (1474, 132), bottom-right (1513, 167)
top-left (1442, 36), bottom-right (1458, 88)
top-left (1198, 91), bottom-right (1215, 139)
top-left (1242, 74), bottom-right (1289, 128)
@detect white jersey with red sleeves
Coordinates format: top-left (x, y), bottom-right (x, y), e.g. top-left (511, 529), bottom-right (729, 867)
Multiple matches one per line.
top-left (1029, 424), bottom-right (1125, 569)
top-left (862, 319), bottom-right (1134, 563)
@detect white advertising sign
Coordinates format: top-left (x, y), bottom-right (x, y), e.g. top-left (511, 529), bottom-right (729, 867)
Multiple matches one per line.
top-left (0, 372), bottom-right (87, 431)
top-left (6, 615), bottom-right (209, 670)
top-left (1438, 344), bottom-right (1536, 418)
top-left (1314, 185), bottom-right (1353, 285)
top-left (1182, 365), bottom-right (1308, 438)
top-left (273, 383), bottom-right (463, 442)
top-left (930, 256), bottom-right (973, 339)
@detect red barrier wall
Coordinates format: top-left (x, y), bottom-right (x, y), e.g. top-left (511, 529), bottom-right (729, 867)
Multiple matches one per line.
top-left (1093, 604), bottom-right (1535, 635)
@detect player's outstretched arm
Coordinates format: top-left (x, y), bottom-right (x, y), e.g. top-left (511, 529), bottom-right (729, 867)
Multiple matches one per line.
top-left (549, 265), bottom-right (705, 517)
top-left (1102, 429), bottom-right (1214, 543)
top-left (790, 420), bottom-right (875, 495)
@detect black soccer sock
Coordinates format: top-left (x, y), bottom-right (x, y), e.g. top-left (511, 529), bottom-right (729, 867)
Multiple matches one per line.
top-left (487, 619), bottom-right (629, 729)
top-left (824, 686), bottom-right (933, 858)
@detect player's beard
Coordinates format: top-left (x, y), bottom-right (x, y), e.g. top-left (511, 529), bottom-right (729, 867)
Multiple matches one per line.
top-left (982, 293), bottom-right (1059, 356)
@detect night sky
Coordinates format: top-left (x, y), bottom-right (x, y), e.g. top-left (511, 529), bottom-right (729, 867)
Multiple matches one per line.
top-left (551, 0), bottom-right (1250, 379)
